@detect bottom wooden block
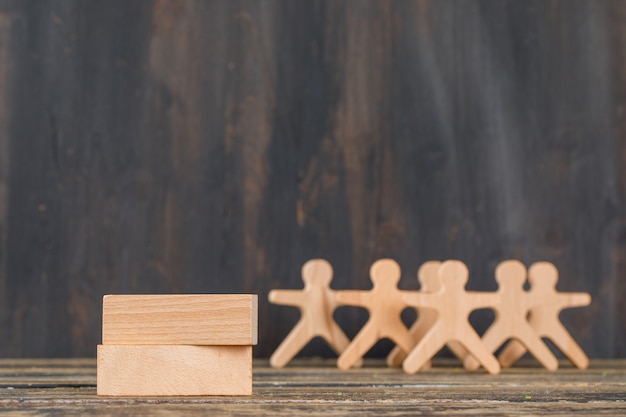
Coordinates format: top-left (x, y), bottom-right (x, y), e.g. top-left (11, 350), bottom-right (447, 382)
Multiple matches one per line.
top-left (97, 345), bottom-right (252, 396)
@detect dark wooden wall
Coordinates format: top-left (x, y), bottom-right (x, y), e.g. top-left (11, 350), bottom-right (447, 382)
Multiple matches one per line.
top-left (0, 0), bottom-right (624, 359)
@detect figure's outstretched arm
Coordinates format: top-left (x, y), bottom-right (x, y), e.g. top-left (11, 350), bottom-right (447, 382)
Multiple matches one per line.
top-left (334, 290), bottom-right (370, 308)
top-left (403, 292), bottom-right (436, 309)
top-left (467, 292), bottom-right (500, 311)
top-left (268, 290), bottom-right (309, 307)
top-left (557, 293), bottom-right (591, 309)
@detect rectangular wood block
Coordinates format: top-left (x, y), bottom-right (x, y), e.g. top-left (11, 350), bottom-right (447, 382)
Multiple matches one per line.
top-left (102, 294), bottom-right (258, 345)
top-left (97, 345), bottom-right (252, 396)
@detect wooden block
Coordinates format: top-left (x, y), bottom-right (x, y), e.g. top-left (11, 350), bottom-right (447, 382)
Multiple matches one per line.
top-left (97, 345), bottom-right (252, 396)
top-left (102, 294), bottom-right (257, 345)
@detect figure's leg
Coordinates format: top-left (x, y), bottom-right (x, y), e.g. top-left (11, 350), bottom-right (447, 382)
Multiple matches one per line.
top-left (393, 328), bottom-right (418, 355)
top-left (548, 325), bottom-right (589, 369)
top-left (498, 340), bottom-right (527, 368)
top-left (459, 329), bottom-right (501, 375)
top-left (387, 323), bottom-right (417, 367)
top-left (270, 321), bottom-right (313, 368)
top-left (517, 325), bottom-right (558, 371)
top-left (388, 326), bottom-right (421, 371)
top-left (325, 322), bottom-right (353, 354)
top-left (402, 328), bottom-right (447, 374)
top-left (463, 324), bottom-right (505, 371)
top-left (388, 311), bottom-right (438, 367)
top-left (337, 323), bottom-right (378, 370)
top-left (447, 340), bottom-right (470, 362)
top-left (325, 322), bottom-right (363, 368)
top-left (387, 345), bottom-right (408, 367)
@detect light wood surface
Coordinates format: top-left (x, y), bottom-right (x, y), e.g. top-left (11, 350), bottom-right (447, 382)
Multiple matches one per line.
top-left (335, 259), bottom-right (414, 370)
top-left (463, 260), bottom-right (559, 371)
top-left (4, 358), bottom-right (626, 416)
top-left (102, 294), bottom-right (258, 345)
top-left (386, 261), bottom-right (469, 368)
top-left (97, 345), bottom-right (252, 396)
top-left (402, 260), bottom-right (502, 375)
top-left (498, 262), bottom-right (592, 369)
top-left (268, 259), bottom-right (356, 368)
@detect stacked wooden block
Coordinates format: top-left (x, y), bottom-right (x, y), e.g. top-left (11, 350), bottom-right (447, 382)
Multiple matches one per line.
top-left (97, 294), bottom-right (258, 396)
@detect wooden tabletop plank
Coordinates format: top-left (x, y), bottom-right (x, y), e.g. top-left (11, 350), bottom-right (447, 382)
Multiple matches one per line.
top-left (0, 359), bottom-right (624, 415)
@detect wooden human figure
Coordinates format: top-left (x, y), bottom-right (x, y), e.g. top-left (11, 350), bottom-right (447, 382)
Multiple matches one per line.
top-left (268, 259), bottom-right (354, 368)
top-left (463, 260), bottom-right (559, 372)
top-left (402, 260), bottom-right (502, 375)
top-left (498, 261), bottom-right (591, 369)
top-left (335, 259), bottom-right (415, 370)
top-left (387, 261), bottom-right (469, 369)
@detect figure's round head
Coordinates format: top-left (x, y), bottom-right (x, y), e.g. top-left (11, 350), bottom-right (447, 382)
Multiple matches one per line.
top-left (301, 259), bottom-right (333, 286)
top-left (370, 258), bottom-right (401, 286)
top-left (495, 260), bottom-right (526, 288)
top-left (418, 261), bottom-right (442, 291)
top-left (439, 260), bottom-right (469, 288)
top-left (528, 262), bottom-right (558, 289)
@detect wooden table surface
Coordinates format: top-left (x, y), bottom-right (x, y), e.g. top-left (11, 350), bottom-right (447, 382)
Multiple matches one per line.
top-left (0, 358), bottom-right (624, 416)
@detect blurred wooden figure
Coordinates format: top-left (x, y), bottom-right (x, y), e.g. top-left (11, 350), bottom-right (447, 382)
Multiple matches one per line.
top-left (402, 260), bottom-right (501, 375)
top-left (336, 259), bottom-right (414, 370)
top-left (268, 259), bottom-right (354, 368)
top-left (386, 261), bottom-right (469, 369)
top-left (463, 260), bottom-right (559, 372)
top-left (498, 262), bottom-right (591, 369)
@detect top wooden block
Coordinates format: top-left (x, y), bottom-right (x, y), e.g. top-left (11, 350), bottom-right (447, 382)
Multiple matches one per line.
top-left (102, 294), bottom-right (258, 346)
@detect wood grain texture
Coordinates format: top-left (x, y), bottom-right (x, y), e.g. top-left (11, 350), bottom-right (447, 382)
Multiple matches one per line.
top-left (97, 345), bottom-right (252, 396)
top-left (102, 294), bottom-right (257, 345)
top-left (3, 358), bottom-right (626, 415)
top-left (0, 0), bottom-right (621, 359)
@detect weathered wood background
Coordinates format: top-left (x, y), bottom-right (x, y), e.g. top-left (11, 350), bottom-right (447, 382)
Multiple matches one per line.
top-left (0, 0), bottom-right (624, 359)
